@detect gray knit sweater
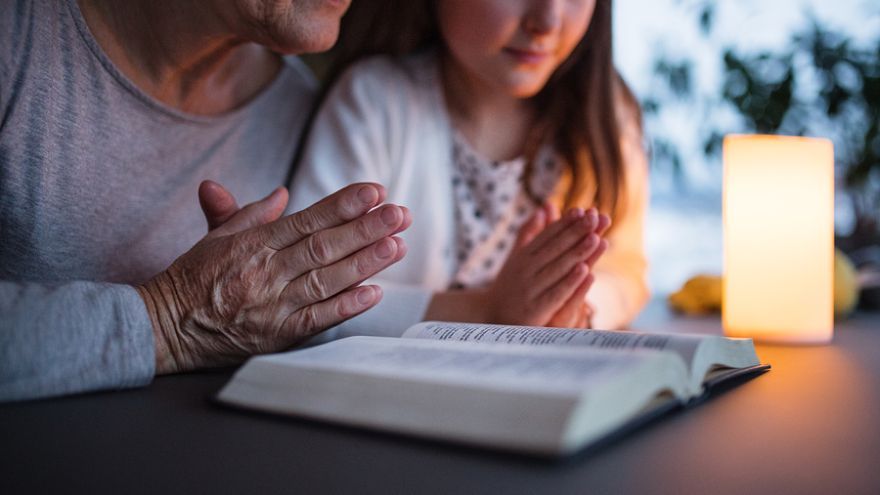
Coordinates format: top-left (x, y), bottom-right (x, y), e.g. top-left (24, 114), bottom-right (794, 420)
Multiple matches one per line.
top-left (0, 0), bottom-right (316, 401)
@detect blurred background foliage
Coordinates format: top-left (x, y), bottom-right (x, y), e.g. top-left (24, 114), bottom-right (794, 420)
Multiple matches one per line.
top-left (642, 2), bottom-right (880, 256)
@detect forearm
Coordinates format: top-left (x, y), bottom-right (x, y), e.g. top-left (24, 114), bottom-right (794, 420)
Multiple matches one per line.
top-left (0, 280), bottom-right (155, 402)
top-left (587, 270), bottom-right (650, 330)
top-left (424, 288), bottom-right (491, 323)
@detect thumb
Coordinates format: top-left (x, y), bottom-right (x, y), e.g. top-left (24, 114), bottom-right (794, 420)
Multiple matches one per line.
top-left (544, 202), bottom-right (561, 223)
top-left (199, 180), bottom-right (240, 231)
top-left (206, 186), bottom-right (289, 239)
top-left (595, 212), bottom-right (612, 236)
top-left (549, 271), bottom-right (595, 328)
top-left (515, 206), bottom-right (547, 249)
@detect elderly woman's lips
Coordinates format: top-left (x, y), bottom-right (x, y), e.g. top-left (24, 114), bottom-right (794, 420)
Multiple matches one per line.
top-left (503, 48), bottom-right (550, 64)
top-left (324, 0), bottom-right (351, 11)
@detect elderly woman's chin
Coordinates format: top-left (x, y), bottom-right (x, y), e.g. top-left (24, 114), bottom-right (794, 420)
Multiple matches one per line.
top-left (244, 0), bottom-right (350, 54)
top-left (289, 22), bottom-right (343, 54)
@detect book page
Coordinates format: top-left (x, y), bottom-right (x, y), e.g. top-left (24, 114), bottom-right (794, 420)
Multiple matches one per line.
top-left (402, 321), bottom-right (707, 369)
top-left (265, 336), bottom-right (672, 396)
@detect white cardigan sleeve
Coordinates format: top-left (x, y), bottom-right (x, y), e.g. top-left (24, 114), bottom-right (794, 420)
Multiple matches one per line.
top-left (287, 65), bottom-right (393, 211)
top-left (288, 59), bottom-right (435, 340)
top-left (586, 121), bottom-right (651, 330)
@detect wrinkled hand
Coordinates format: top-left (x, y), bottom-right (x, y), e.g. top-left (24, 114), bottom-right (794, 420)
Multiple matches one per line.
top-left (484, 204), bottom-right (606, 326)
top-left (136, 182), bottom-right (411, 374)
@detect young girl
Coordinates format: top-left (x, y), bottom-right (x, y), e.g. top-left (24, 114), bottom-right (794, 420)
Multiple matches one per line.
top-left (290, 0), bottom-right (649, 337)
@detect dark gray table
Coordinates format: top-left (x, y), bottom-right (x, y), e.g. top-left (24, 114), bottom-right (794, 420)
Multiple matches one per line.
top-left (3, 305), bottom-right (879, 494)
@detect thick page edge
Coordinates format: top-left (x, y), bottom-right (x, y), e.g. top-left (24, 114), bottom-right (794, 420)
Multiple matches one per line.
top-left (566, 364), bottom-right (770, 460)
top-left (563, 395), bottom-right (684, 460)
top-left (689, 364), bottom-right (771, 406)
top-left (212, 364), bottom-right (770, 459)
top-left (212, 388), bottom-right (685, 460)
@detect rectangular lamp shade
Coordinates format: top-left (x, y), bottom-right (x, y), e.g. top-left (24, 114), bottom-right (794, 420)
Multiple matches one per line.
top-left (722, 135), bottom-right (834, 344)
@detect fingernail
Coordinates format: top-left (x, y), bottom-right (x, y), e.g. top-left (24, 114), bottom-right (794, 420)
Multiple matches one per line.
top-left (356, 286), bottom-right (376, 305)
top-left (375, 238), bottom-right (395, 259)
top-left (394, 237), bottom-right (408, 258)
top-left (399, 207), bottom-right (413, 229)
top-left (567, 208), bottom-right (585, 219)
top-left (380, 206), bottom-right (399, 226)
top-left (358, 185), bottom-right (378, 205)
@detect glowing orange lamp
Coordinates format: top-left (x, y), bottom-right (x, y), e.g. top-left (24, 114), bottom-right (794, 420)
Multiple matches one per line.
top-left (723, 135), bottom-right (834, 344)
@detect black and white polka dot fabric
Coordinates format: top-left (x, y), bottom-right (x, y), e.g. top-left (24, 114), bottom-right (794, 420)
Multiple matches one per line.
top-left (449, 131), bottom-right (562, 290)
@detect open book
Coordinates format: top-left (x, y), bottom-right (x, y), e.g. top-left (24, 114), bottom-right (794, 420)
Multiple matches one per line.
top-left (217, 322), bottom-right (768, 456)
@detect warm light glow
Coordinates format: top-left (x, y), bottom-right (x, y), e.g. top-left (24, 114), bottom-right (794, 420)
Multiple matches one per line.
top-left (723, 135), bottom-right (834, 344)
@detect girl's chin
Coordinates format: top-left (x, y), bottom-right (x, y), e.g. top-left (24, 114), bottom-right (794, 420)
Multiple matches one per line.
top-left (502, 80), bottom-right (549, 99)
top-left (496, 70), bottom-right (555, 98)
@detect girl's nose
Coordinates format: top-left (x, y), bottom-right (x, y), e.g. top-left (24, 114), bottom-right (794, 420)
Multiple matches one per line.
top-left (523, 0), bottom-right (563, 36)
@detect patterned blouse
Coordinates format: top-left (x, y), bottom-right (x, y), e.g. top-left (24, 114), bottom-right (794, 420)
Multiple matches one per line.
top-left (449, 131), bottom-right (562, 290)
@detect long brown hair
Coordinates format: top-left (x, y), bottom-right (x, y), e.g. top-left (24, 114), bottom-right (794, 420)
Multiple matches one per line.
top-left (317, 0), bottom-right (641, 221)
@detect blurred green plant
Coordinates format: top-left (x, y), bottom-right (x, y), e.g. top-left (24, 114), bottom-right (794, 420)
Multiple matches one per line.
top-left (642, 4), bottom-right (880, 253)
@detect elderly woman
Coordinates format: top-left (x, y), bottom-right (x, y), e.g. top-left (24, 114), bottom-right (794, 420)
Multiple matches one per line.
top-left (0, 0), bottom-right (410, 401)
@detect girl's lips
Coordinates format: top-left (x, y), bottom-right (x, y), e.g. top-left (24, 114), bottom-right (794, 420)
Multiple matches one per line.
top-left (503, 47), bottom-right (550, 65)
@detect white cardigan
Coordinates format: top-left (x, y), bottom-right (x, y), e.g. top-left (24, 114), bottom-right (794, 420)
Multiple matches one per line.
top-left (290, 53), bottom-right (649, 339)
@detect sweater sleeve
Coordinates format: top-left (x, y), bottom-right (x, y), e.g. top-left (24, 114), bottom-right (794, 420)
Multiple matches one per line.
top-left (290, 58), bottom-right (434, 339)
top-left (0, 281), bottom-right (155, 402)
top-left (586, 120), bottom-right (651, 330)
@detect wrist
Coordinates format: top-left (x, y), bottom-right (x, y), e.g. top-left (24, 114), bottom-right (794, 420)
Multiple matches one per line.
top-left (483, 284), bottom-right (511, 324)
top-left (425, 288), bottom-right (491, 323)
top-left (136, 272), bottom-right (187, 375)
top-left (585, 301), bottom-right (595, 329)
top-left (469, 288), bottom-right (492, 323)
